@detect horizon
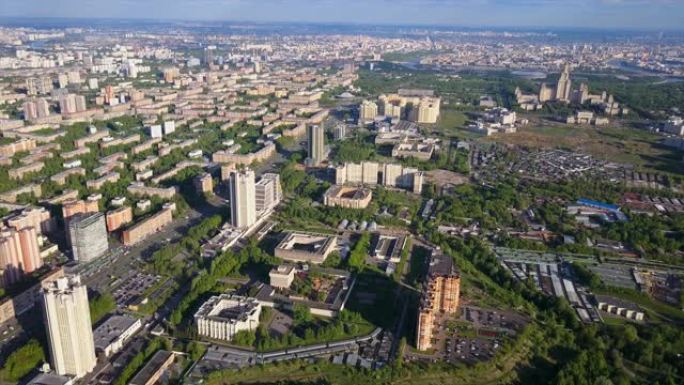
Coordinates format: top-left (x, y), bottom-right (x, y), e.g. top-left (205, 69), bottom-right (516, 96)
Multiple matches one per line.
top-left (2, 0), bottom-right (684, 31)
top-left (1, 15), bottom-right (683, 34)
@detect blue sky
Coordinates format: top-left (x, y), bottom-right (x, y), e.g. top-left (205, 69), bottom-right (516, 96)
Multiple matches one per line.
top-left (2, 0), bottom-right (683, 30)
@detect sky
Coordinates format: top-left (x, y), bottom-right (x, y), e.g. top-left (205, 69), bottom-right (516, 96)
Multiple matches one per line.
top-left (1, 0), bottom-right (684, 30)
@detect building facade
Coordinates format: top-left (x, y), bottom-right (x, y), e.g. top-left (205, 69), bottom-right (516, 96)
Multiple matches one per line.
top-left (41, 275), bottom-right (97, 378)
top-left (229, 169), bottom-right (256, 228)
top-left (306, 125), bottom-right (325, 166)
top-left (416, 251), bottom-right (460, 351)
top-left (195, 294), bottom-right (261, 341)
top-left (67, 212), bottom-right (108, 263)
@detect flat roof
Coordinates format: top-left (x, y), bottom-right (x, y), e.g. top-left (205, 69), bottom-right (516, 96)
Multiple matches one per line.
top-left (195, 294), bottom-right (260, 322)
top-left (129, 350), bottom-right (174, 385)
top-left (93, 314), bottom-right (140, 350)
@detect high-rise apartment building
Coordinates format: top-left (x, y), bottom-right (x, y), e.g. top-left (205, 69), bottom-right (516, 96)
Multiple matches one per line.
top-left (6, 206), bottom-right (54, 235)
top-left (255, 173), bottom-right (282, 213)
top-left (67, 212), bottom-right (108, 263)
top-left (362, 161), bottom-right (379, 185)
top-left (23, 98), bottom-right (50, 121)
top-left (229, 169), bottom-right (256, 228)
top-left (416, 251), bottom-right (460, 351)
top-left (333, 124), bottom-right (346, 140)
top-left (59, 94), bottom-right (87, 115)
top-left (26, 77), bottom-right (52, 96)
top-left (41, 275), bottom-right (96, 378)
top-left (383, 163), bottom-right (404, 187)
top-left (359, 100), bottom-right (378, 122)
top-left (0, 227), bottom-right (42, 288)
top-left (306, 125), bottom-right (325, 166)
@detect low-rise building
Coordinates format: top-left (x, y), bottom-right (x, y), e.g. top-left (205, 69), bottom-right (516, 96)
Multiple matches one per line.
top-left (274, 232), bottom-right (337, 264)
top-left (323, 185), bottom-right (372, 209)
top-left (269, 265), bottom-right (296, 289)
top-left (122, 208), bottom-right (173, 246)
top-left (93, 315), bottom-right (142, 357)
top-left (106, 206), bottom-right (133, 232)
top-left (194, 294), bottom-right (261, 341)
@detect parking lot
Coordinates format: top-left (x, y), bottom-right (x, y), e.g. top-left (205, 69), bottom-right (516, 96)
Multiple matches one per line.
top-left (112, 272), bottom-right (164, 309)
top-left (406, 306), bottom-right (526, 365)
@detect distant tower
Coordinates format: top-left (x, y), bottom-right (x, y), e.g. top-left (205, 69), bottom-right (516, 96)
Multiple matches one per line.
top-left (556, 63), bottom-right (572, 102)
top-left (204, 48), bottom-right (214, 68)
top-left (41, 275), bottom-right (96, 379)
top-left (306, 125), bottom-right (325, 166)
top-left (229, 169), bottom-right (256, 228)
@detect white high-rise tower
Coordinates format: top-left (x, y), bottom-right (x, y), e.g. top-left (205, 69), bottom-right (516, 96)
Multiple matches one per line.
top-left (229, 169), bottom-right (257, 228)
top-left (41, 275), bottom-right (96, 379)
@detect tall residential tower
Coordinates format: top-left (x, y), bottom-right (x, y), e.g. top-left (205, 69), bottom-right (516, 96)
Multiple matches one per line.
top-left (41, 275), bottom-right (96, 378)
top-left (229, 169), bottom-right (257, 228)
top-left (306, 125), bottom-right (325, 166)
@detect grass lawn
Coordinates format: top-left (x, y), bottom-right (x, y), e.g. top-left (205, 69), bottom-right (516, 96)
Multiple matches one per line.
top-left (482, 121), bottom-right (684, 176)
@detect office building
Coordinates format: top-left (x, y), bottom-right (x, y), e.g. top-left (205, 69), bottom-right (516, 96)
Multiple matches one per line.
top-left (229, 169), bottom-right (256, 228)
top-left (306, 125), bottom-right (325, 166)
top-left (67, 212), bottom-right (108, 263)
top-left (195, 294), bottom-right (261, 341)
top-left (417, 251), bottom-right (460, 351)
top-left (255, 173), bottom-right (281, 213)
top-left (274, 232), bottom-right (337, 264)
top-left (41, 275), bottom-right (96, 378)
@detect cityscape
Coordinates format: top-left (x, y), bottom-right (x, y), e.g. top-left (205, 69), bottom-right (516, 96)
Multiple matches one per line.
top-left (0, 3), bottom-right (683, 385)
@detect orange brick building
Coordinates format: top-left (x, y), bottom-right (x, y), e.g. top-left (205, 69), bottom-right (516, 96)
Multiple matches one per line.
top-left (106, 206), bottom-right (133, 232)
top-left (416, 250), bottom-right (460, 351)
top-left (122, 208), bottom-right (173, 246)
top-left (62, 199), bottom-right (99, 219)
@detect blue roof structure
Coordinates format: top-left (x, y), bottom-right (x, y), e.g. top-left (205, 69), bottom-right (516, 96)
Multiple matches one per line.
top-left (577, 198), bottom-right (620, 212)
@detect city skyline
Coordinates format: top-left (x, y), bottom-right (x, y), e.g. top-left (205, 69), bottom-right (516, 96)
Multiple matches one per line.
top-left (2, 0), bottom-right (684, 31)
